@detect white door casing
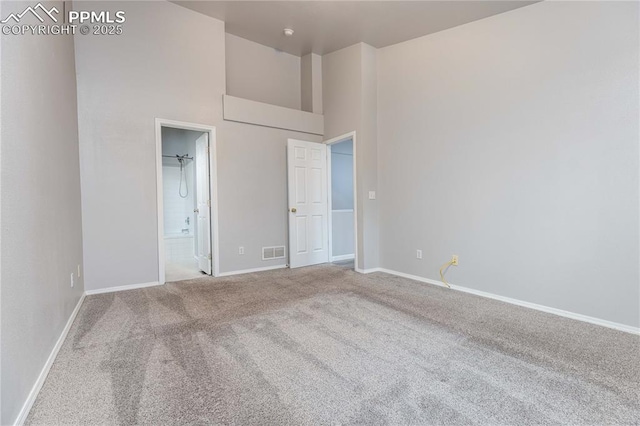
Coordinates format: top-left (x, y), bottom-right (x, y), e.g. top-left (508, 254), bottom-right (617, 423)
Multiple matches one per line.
top-left (196, 133), bottom-right (212, 274)
top-left (156, 119), bottom-right (219, 284)
top-left (287, 139), bottom-right (329, 268)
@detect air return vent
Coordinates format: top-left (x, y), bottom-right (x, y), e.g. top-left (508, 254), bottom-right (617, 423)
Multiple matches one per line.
top-left (262, 246), bottom-right (286, 261)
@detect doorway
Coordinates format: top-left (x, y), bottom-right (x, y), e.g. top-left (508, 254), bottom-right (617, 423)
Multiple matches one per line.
top-left (327, 136), bottom-right (355, 269)
top-left (326, 132), bottom-right (357, 271)
top-left (155, 119), bottom-right (219, 284)
top-left (286, 132), bottom-right (358, 271)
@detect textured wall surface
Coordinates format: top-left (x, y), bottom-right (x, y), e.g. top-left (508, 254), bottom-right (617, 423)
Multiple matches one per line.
top-left (377, 1), bottom-right (639, 326)
top-left (226, 33), bottom-right (301, 110)
top-left (1, 1), bottom-right (84, 422)
top-left (75, 1), bottom-right (226, 291)
top-left (323, 43), bottom-right (379, 270)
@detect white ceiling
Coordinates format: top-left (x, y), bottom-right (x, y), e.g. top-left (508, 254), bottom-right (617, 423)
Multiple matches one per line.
top-left (173, 1), bottom-right (539, 56)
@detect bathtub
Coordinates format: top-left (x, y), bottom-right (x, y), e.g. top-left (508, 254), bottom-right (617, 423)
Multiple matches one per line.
top-left (164, 232), bottom-right (193, 239)
top-left (164, 232), bottom-right (195, 262)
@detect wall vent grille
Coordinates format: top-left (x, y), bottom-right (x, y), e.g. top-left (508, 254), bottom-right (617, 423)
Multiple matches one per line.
top-left (262, 246), bottom-right (286, 260)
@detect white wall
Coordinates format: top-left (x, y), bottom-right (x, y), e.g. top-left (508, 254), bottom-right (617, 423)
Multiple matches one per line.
top-left (323, 43), bottom-right (379, 270)
top-left (0, 1), bottom-right (84, 423)
top-left (377, 1), bottom-right (640, 327)
top-left (301, 53), bottom-right (323, 114)
top-left (75, 1), bottom-right (322, 288)
top-left (217, 121), bottom-right (321, 273)
top-left (226, 33), bottom-right (301, 109)
top-left (75, 1), bottom-right (226, 291)
top-left (331, 140), bottom-right (354, 257)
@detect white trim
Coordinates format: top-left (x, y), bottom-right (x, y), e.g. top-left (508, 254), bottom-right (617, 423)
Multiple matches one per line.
top-left (376, 268), bottom-right (640, 335)
top-left (14, 294), bottom-right (86, 426)
top-left (331, 254), bottom-right (355, 262)
top-left (355, 267), bottom-right (381, 274)
top-left (217, 264), bottom-right (288, 277)
top-left (327, 144), bottom-right (333, 265)
top-left (208, 130), bottom-right (221, 277)
top-left (324, 131), bottom-right (358, 272)
top-left (331, 209), bottom-right (354, 213)
top-left (155, 119), bottom-right (164, 283)
top-left (155, 118), bottom-right (220, 283)
top-left (84, 281), bottom-right (161, 296)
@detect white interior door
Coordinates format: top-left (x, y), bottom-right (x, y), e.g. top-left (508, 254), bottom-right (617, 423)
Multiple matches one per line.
top-left (195, 133), bottom-right (212, 274)
top-left (287, 139), bottom-right (329, 268)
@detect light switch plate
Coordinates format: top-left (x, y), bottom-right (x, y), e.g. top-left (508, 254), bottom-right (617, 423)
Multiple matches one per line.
top-left (368, 191), bottom-right (376, 200)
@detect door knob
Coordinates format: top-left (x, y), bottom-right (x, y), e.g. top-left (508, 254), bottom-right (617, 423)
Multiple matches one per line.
top-left (290, 208), bottom-right (297, 213)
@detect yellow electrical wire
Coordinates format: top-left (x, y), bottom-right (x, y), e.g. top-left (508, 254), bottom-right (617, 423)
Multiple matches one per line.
top-left (439, 260), bottom-right (454, 288)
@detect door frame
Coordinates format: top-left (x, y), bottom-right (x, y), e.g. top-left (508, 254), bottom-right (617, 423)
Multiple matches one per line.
top-left (324, 131), bottom-right (358, 271)
top-left (155, 118), bottom-right (220, 283)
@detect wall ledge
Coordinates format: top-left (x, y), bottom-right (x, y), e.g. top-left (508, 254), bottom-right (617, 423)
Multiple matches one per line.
top-left (223, 95), bottom-right (324, 135)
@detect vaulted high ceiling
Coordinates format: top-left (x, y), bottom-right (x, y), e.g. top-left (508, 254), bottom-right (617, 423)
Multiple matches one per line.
top-left (173, 1), bottom-right (540, 56)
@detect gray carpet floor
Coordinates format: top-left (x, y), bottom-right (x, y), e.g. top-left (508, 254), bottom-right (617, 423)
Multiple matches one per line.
top-left (27, 264), bottom-right (640, 425)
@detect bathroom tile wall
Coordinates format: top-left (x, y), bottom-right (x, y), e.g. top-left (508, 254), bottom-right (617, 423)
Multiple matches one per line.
top-left (163, 161), bottom-right (196, 262)
top-left (164, 236), bottom-right (196, 263)
top-left (163, 162), bottom-right (195, 235)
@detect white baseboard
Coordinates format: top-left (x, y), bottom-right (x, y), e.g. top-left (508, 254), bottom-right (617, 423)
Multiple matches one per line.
top-left (331, 254), bottom-right (355, 262)
top-left (355, 267), bottom-right (381, 274)
top-left (84, 281), bottom-right (162, 296)
top-left (14, 293), bottom-right (86, 426)
top-left (218, 264), bottom-right (288, 277)
top-left (375, 268), bottom-right (640, 335)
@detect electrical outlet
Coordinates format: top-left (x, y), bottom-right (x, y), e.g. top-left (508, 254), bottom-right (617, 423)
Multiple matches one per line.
top-left (368, 191), bottom-right (376, 200)
top-left (451, 255), bottom-right (459, 266)
top-left (416, 249), bottom-right (423, 259)
top-left (70, 273), bottom-right (74, 288)
top-left (239, 246), bottom-right (245, 255)
top-left (77, 264), bottom-right (81, 278)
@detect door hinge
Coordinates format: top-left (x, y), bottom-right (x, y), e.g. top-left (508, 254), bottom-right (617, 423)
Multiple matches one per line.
top-left (207, 253), bottom-right (212, 260)
top-left (207, 199), bottom-right (211, 207)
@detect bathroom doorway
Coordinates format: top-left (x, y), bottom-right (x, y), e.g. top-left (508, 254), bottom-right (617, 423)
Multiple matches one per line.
top-left (155, 119), bottom-right (219, 283)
